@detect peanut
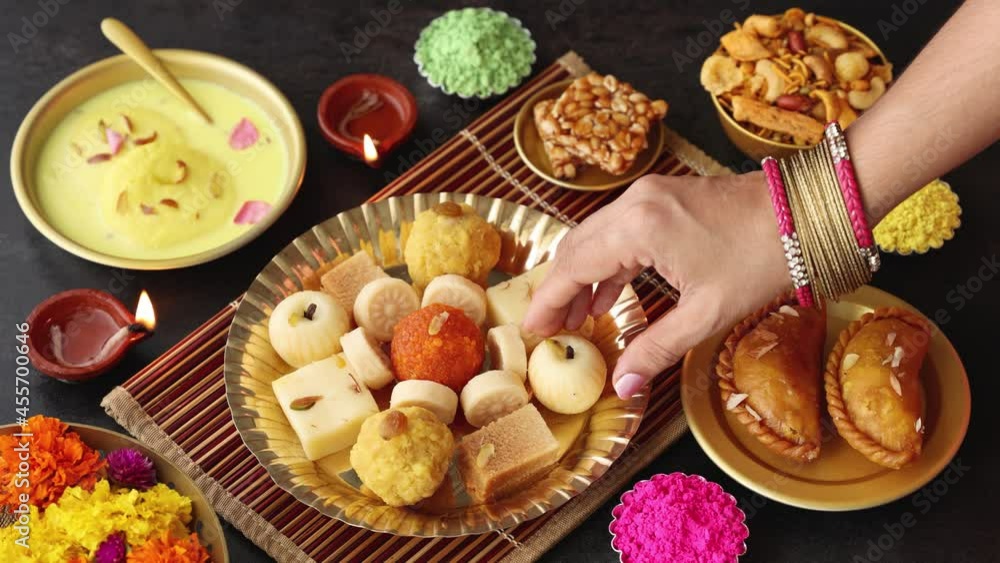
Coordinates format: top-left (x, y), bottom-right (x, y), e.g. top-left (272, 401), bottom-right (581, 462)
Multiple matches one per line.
top-left (775, 94), bottom-right (813, 112)
top-left (787, 30), bottom-right (807, 54)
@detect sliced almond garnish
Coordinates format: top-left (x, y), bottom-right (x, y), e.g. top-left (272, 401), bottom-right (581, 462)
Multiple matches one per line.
top-left (915, 417), bottom-right (924, 433)
top-left (726, 393), bottom-right (748, 411)
top-left (891, 346), bottom-right (904, 368)
top-left (379, 410), bottom-right (408, 440)
top-left (140, 204), bottom-right (156, 215)
top-left (87, 153), bottom-right (112, 164)
top-left (289, 395), bottom-right (321, 411)
top-left (749, 342), bottom-right (778, 359)
top-left (778, 305), bottom-right (799, 317)
top-left (885, 332), bottom-right (896, 346)
top-left (476, 443), bottom-right (496, 468)
top-left (889, 373), bottom-right (902, 396)
top-left (756, 328), bottom-right (779, 341)
top-left (745, 405), bottom-right (762, 421)
top-left (842, 353), bottom-right (860, 371)
top-left (121, 114), bottom-right (133, 134)
top-left (134, 131), bottom-right (158, 146)
top-left (116, 191), bottom-right (129, 214)
top-left (428, 311), bottom-right (450, 335)
top-left (174, 160), bottom-right (188, 184)
top-left (159, 198), bottom-right (179, 209)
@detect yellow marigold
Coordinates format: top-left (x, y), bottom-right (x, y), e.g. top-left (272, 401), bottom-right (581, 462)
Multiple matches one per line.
top-left (127, 531), bottom-right (211, 563)
top-left (874, 179), bottom-right (961, 255)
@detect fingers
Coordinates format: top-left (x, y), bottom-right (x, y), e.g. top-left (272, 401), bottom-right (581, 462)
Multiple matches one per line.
top-left (565, 286), bottom-right (593, 330)
top-left (612, 297), bottom-right (715, 399)
top-left (591, 267), bottom-right (640, 317)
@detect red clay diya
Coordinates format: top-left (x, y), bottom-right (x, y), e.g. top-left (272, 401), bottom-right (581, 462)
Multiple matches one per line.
top-left (26, 289), bottom-right (156, 382)
top-left (317, 74), bottom-right (417, 168)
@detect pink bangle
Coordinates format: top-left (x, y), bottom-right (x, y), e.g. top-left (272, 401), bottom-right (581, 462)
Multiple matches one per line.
top-left (762, 156), bottom-right (815, 308)
top-left (825, 122), bottom-right (881, 273)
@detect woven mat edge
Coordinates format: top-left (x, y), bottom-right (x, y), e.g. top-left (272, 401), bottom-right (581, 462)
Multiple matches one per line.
top-left (101, 386), bottom-right (315, 563)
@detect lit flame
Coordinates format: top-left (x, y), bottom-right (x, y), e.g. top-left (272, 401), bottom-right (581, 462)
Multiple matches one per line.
top-left (135, 290), bottom-right (156, 331)
top-left (363, 134), bottom-right (378, 163)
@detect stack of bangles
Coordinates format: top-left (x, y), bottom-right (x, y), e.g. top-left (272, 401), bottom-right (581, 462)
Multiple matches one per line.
top-left (761, 122), bottom-right (880, 308)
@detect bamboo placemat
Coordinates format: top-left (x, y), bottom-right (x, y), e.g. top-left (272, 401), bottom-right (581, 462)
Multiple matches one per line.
top-left (102, 52), bottom-right (730, 563)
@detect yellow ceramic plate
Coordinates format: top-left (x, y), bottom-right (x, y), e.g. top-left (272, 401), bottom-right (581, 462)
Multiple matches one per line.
top-left (682, 285), bottom-right (970, 511)
top-left (10, 49), bottom-right (306, 270)
top-left (0, 422), bottom-right (228, 562)
top-left (224, 192), bottom-right (650, 536)
top-left (513, 80), bottom-right (664, 192)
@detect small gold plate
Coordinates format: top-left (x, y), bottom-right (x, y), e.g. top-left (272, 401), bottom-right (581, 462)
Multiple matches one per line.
top-left (225, 193), bottom-right (650, 536)
top-left (682, 285), bottom-right (971, 511)
top-left (513, 80), bottom-right (665, 192)
top-left (0, 422), bottom-right (229, 562)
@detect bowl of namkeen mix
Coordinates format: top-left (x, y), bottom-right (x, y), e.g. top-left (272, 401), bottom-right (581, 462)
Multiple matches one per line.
top-left (224, 193), bottom-right (649, 535)
top-left (701, 9), bottom-right (892, 160)
top-left (0, 416), bottom-right (227, 562)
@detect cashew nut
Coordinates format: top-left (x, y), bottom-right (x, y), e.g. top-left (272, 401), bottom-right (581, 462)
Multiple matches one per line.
top-left (803, 55), bottom-right (834, 83)
top-left (755, 59), bottom-right (787, 103)
top-left (835, 51), bottom-right (871, 83)
top-left (806, 23), bottom-right (848, 50)
top-left (847, 76), bottom-right (886, 110)
top-left (743, 15), bottom-right (783, 38)
top-left (782, 8), bottom-right (806, 30)
top-left (810, 89), bottom-right (841, 123)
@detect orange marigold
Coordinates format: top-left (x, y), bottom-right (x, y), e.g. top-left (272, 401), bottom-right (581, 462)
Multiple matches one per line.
top-left (127, 531), bottom-right (211, 563)
top-left (0, 415), bottom-right (106, 510)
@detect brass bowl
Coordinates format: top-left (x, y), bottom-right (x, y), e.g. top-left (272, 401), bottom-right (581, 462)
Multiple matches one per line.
top-left (10, 49), bottom-right (306, 270)
top-left (709, 19), bottom-right (889, 162)
top-left (224, 192), bottom-right (651, 536)
top-left (0, 422), bottom-right (229, 561)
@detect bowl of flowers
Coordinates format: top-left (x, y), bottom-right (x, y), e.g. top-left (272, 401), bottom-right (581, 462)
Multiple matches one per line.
top-left (0, 416), bottom-right (227, 562)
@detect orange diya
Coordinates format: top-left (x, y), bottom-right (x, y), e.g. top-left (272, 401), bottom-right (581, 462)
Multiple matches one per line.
top-left (317, 74), bottom-right (417, 168)
top-left (26, 289), bottom-right (156, 382)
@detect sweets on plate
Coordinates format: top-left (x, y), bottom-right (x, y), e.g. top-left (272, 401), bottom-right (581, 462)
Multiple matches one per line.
top-left (825, 307), bottom-right (930, 469)
top-left (717, 297), bottom-right (826, 462)
top-left (353, 277), bottom-right (420, 342)
top-left (487, 324), bottom-right (528, 381)
top-left (271, 356), bottom-right (378, 460)
top-left (534, 73), bottom-right (668, 177)
top-left (460, 370), bottom-right (531, 428)
top-left (533, 100), bottom-right (581, 179)
top-left (340, 326), bottom-right (394, 390)
top-left (403, 201), bottom-right (501, 290)
top-left (390, 379), bottom-right (459, 425)
top-left (421, 274), bottom-right (488, 326)
top-left (457, 404), bottom-right (559, 503)
top-left (391, 303), bottom-right (485, 392)
top-left (350, 407), bottom-right (455, 507)
top-left (268, 291), bottom-right (350, 368)
top-left (528, 335), bottom-right (607, 415)
top-left (702, 10), bottom-right (893, 145)
top-left (320, 251), bottom-right (389, 315)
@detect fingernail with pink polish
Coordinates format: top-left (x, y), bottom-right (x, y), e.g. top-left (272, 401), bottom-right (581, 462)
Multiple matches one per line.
top-left (614, 373), bottom-right (645, 399)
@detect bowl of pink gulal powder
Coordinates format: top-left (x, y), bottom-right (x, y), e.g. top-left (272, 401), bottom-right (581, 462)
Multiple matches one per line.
top-left (609, 473), bottom-right (749, 563)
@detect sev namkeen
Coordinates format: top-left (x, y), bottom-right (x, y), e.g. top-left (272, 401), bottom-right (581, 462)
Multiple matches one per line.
top-left (702, 9), bottom-right (893, 146)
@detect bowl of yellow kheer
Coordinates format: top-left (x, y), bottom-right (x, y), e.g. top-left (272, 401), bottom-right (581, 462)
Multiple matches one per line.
top-left (10, 49), bottom-right (306, 270)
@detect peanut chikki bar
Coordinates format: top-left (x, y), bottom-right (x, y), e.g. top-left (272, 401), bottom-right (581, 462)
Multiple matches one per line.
top-left (534, 100), bottom-right (583, 179)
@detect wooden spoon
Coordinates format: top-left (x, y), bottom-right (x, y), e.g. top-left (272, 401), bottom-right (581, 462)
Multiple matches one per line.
top-left (100, 18), bottom-right (212, 124)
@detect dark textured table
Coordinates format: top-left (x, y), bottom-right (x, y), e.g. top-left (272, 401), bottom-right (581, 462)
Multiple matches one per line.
top-left (1, 1), bottom-right (994, 561)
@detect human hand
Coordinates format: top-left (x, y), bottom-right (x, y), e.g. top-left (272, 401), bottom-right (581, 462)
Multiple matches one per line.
top-left (522, 172), bottom-right (790, 399)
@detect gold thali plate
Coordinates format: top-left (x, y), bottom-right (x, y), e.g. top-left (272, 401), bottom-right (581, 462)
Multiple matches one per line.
top-left (513, 80), bottom-right (664, 192)
top-left (682, 285), bottom-right (971, 511)
top-left (0, 423), bottom-right (229, 562)
top-left (224, 193), bottom-right (649, 536)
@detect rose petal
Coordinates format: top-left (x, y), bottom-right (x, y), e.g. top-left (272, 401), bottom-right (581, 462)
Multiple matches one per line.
top-left (106, 128), bottom-right (125, 155)
top-left (229, 117), bottom-right (260, 150)
top-left (234, 200), bottom-right (271, 225)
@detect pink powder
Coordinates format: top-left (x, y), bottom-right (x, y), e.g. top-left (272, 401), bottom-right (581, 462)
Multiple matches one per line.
top-left (609, 473), bottom-right (748, 563)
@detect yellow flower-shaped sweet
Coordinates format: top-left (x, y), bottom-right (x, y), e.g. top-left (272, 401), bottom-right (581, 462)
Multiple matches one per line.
top-left (874, 179), bottom-right (961, 255)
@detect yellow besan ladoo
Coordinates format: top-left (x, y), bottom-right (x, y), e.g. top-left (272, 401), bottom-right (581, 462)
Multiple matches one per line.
top-left (34, 79), bottom-right (287, 259)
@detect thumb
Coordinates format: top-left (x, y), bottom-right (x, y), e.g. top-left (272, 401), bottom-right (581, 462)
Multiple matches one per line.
top-left (612, 298), bottom-right (715, 399)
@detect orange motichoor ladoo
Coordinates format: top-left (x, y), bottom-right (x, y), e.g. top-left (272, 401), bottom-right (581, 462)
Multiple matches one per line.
top-left (717, 295), bottom-right (827, 462)
top-left (825, 307), bottom-right (931, 469)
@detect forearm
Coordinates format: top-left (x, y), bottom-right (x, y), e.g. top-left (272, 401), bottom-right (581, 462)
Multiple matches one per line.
top-left (847, 0), bottom-right (1000, 223)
